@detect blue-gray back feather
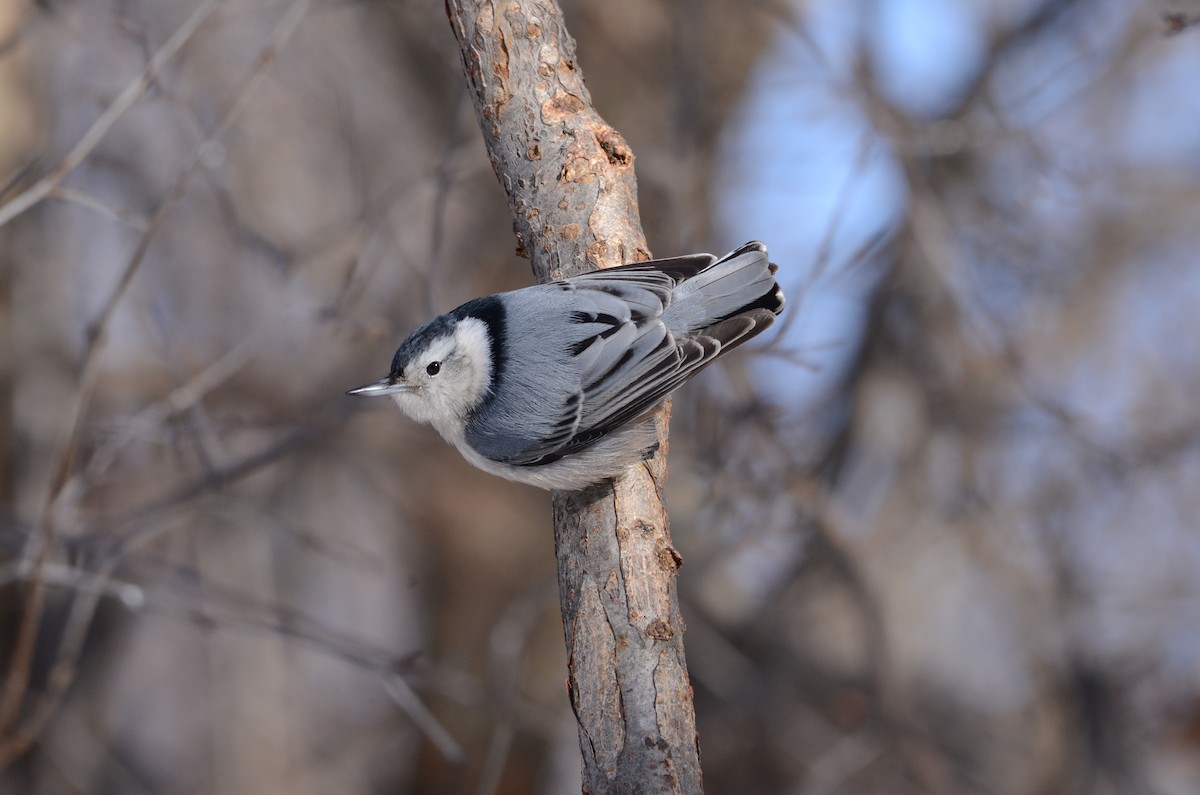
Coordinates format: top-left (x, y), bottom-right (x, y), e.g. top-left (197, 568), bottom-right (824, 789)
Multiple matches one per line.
top-left (463, 242), bottom-right (783, 466)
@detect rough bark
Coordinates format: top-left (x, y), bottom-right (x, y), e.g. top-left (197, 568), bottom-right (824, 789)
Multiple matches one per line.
top-left (444, 2), bottom-right (702, 792)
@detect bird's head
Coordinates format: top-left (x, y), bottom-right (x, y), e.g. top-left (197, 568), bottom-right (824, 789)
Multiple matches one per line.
top-left (348, 314), bottom-right (495, 433)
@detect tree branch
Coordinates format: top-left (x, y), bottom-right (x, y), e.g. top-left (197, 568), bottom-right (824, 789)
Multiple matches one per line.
top-left (444, 2), bottom-right (702, 791)
top-left (0, 0), bottom-right (222, 230)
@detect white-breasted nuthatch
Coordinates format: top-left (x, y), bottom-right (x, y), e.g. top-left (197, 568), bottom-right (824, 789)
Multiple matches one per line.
top-left (348, 241), bottom-right (784, 490)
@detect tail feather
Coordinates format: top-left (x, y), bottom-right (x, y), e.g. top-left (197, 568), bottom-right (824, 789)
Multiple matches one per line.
top-left (664, 241), bottom-right (785, 334)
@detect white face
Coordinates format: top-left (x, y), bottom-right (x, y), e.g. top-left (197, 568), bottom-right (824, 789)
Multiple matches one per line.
top-left (388, 318), bottom-right (493, 436)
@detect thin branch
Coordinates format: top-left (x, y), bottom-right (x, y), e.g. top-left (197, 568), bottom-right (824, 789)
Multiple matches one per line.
top-left (0, 0), bottom-right (222, 229)
top-left (0, 419), bottom-right (328, 765)
top-left (0, 549), bottom-right (467, 765)
top-left (49, 187), bottom-right (150, 231)
top-left (0, 0), bottom-right (225, 740)
top-left (0, 0), bottom-right (316, 763)
top-left (381, 675), bottom-right (467, 765)
top-left (0, 561), bottom-right (145, 607)
top-left (83, 0), bottom-right (313, 358)
top-left (103, 421), bottom-right (331, 561)
top-left (1164, 11), bottom-right (1200, 35)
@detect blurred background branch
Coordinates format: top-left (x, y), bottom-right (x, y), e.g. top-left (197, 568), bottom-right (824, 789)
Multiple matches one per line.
top-left (2, 0), bottom-right (1200, 792)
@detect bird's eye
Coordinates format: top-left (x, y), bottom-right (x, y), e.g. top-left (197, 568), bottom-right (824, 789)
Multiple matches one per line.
top-left (426, 361), bottom-right (442, 376)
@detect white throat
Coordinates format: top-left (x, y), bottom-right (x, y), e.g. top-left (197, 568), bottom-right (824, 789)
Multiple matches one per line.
top-left (447, 317), bottom-right (494, 412)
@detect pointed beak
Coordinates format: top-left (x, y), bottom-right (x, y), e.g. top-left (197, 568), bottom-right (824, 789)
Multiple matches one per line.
top-left (346, 378), bottom-right (411, 397)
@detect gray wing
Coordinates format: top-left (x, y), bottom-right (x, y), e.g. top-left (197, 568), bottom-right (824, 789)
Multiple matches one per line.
top-left (566, 253), bottom-right (717, 287)
top-left (465, 247), bottom-right (779, 467)
top-left (491, 276), bottom-right (768, 467)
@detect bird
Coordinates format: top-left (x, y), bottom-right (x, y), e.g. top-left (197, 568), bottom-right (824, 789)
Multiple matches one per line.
top-left (348, 241), bottom-right (784, 490)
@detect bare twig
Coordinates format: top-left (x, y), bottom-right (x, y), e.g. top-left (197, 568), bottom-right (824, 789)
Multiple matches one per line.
top-left (84, 0), bottom-right (313, 357)
top-left (0, 0), bottom-right (222, 229)
top-left (1164, 11), bottom-right (1200, 35)
top-left (0, 0), bottom-right (225, 745)
top-left (49, 187), bottom-right (150, 231)
top-left (0, 0), bottom-right (316, 763)
top-left (0, 561), bottom-right (145, 607)
top-left (0, 420), bottom-right (328, 765)
top-left (381, 674), bottom-right (466, 765)
top-left (0, 546), bottom-right (468, 766)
